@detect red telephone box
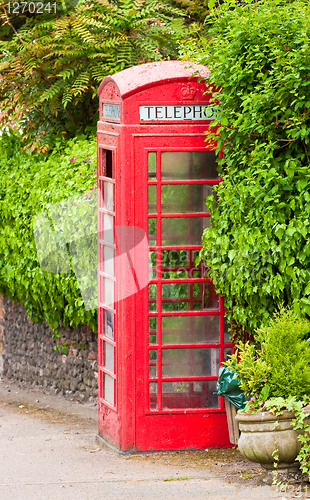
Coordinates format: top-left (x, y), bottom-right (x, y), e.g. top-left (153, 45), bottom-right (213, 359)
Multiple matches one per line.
top-left (97, 61), bottom-right (233, 451)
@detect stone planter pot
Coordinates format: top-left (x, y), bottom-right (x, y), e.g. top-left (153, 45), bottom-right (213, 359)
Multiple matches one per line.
top-left (235, 408), bottom-right (310, 471)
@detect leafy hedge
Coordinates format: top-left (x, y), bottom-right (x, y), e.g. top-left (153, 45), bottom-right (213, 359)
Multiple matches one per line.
top-left (0, 131), bottom-right (97, 332)
top-left (198, 0), bottom-right (310, 334)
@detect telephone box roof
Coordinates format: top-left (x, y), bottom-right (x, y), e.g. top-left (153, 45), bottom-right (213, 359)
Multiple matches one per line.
top-left (97, 60), bottom-right (209, 99)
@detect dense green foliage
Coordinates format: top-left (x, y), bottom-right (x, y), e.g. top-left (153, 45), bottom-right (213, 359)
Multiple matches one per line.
top-left (227, 305), bottom-right (310, 482)
top-left (225, 307), bottom-right (310, 400)
top-left (0, 0), bottom-right (186, 152)
top-left (196, 0), bottom-right (310, 333)
top-left (0, 131), bottom-right (97, 332)
top-left (0, 0), bottom-right (211, 331)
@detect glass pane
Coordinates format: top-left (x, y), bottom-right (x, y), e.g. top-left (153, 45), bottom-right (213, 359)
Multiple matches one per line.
top-left (162, 315), bottom-right (219, 344)
top-left (149, 317), bottom-right (157, 344)
top-left (162, 380), bottom-right (219, 409)
top-left (104, 245), bottom-right (114, 276)
top-left (162, 348), bottom-right (219, 377)
top-left (104, 278), bottom-right (114, 308)
top-left (224, 317), bottom-right (232, 342)
top-left (148, 185), bottom-right (157, 213)
top-left (149, 382), bottom-right (157, 410)
top-left (224, 347), bottom-right (233, 362)
top-left (190, 268), bottom-right (208, 279)
top-left (149, 284), bottom-right (157, 311)
top-left (161, 151), bottom-right (218, 180)
top-left (162, 269), bottom-right (188, 279)
top-left (104, 181), bottom-right (113, 211)
top-left (104, 341), bottom-right (114, 374)
top-left (104, 149), bottom-right (113, 178)
top-left (162, 249), bottom-right (189, 267)
top-left (191, 250), bottom-right (210, 279)
top-left (105, 310), bottom-right (114, 340)
top-left (148, 152), bottom-right (156, 179)
top-left (160, 250), bottom-right (208, 279)
top-left (161, 217), bottom-right (210, 246)
top-left (149, 349), bottom-right (157, 377)
top-left (148, 218), bottom-right (156, 244)
top-left (161, 283), bottom-right (218, 311)
top-left (98, 241), bottom-right (104, 270)
top-left (104, 373), bottom-right (114, 406)
top-left (192, 249), bottom-right (201, 264)
top-left (162, 283), bottom-right (189, 311)
top-left (161, 250), bottom-right (188, 279)
top-left (161, 184), bottom-right (217, 213)
top-left (103, 213), bottom-right (114, 244)
top-left (203, 282), bottom-right (219, 310)
top-left (148, 251), bottom-right (157, 278)
top-left (99, 275), bottom-right (105, 305)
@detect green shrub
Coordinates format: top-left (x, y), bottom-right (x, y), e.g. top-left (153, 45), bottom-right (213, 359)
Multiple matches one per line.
top-left (0, 130), bottom-right (97, 332)
top-left (264, 308), bottom-right (310, 399)
top-left (225, 306), bottom-right (310, 400)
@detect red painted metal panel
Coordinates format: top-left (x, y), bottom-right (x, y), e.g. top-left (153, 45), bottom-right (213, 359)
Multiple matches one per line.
top-left (135, 413), bottom-right (230, 451)
top-left (98, 401), bottom-right (120, 448)
top-left (97, 61), bottom-right (209, 99)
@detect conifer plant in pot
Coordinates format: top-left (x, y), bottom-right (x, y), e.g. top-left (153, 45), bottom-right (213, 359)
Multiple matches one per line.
top-left (225, 307), bottom-right (310, 479)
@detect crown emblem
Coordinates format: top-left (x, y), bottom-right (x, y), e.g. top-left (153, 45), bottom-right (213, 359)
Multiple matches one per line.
top-left (181, 86), bottom-right (197, 100)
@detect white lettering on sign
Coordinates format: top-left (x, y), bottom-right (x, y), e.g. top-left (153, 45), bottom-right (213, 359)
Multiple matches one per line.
top-left (139, 105), bottom-right (214, 121)
top-left (102, 103), bottom-right (120, 120)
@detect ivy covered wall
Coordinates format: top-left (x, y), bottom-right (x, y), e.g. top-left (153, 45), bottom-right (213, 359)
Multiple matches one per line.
top-left (0, 132), bottom-right (97, 335)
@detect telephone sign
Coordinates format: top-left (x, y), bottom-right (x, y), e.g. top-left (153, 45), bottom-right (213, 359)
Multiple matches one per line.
top-left (139, 104), bottom-right (214, 121)
top-left (102, 103), bottom-right (120, 120)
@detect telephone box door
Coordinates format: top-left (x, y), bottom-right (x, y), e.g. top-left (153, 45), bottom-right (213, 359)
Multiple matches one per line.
top-left (134, 134), bottom-right (233, 451)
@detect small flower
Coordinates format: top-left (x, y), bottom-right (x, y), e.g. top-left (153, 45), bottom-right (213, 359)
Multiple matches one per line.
top-left (69, 156), bottom-right (77, 162)
top-left (89, 187), bottom-right (95, 190)
top-left (79, 172), bottom-right (82, 175)
top-left (93, 171), bottom-right (97, 175)
top-left (250, 405), bottom-right (255, 410)
top-left (258, 401), bottom-right (263, 406)
top-left (250, 396), bottom-right (255, 402)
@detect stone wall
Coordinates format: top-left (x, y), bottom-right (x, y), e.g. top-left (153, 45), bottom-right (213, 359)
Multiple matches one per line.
top-left (0, 294), bottom-right (98, 401)
top-left (0, 294), bottom-right (4, 375)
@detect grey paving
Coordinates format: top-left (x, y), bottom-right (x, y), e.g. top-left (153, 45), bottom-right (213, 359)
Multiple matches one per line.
top-left (0, 379), bottom-right (305, 499)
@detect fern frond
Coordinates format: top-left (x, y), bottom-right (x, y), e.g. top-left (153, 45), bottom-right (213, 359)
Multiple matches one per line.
top-left (57, 68), bottom-right (76, 80)
top-left (62, 87), bottom-right (73, 107)
top-left (0, 0), bottom-right (191, 151)
top-left (71, 71), bottom-right (90, 96)
top-left (40, 81), bottom-right (65, 102)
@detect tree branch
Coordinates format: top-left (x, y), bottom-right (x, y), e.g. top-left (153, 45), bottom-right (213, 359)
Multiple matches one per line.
top-left (2, 7), bottom-right (25, 45)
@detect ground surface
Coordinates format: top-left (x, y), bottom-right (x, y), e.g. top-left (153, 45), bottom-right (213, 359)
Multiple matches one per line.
top-left (0, 377), bottom-right (309, 499)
